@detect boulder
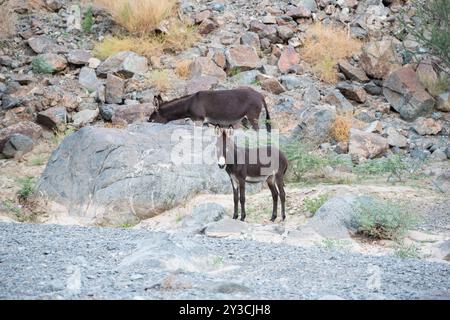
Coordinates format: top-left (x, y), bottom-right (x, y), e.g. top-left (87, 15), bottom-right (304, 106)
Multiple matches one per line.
top-left (198, 18), bottom-right (217, 35)
top-left (36, 124), bottom-right (231, 225)
top-left (185, 76), bottom-right (218, 95)
top-left (229, 70), bottom-right (261, 85)
top-left (298, 0), bottom-right (318, 12)
top-left (97, 51), bottom-right (148, 78)
top-left (412, 117), bottom-right (442, 135)
top-left (34, 53), bottom-right (67, 73)
top-left (386, 127), bottom-right (407, 148)
top-left (286, 5), bottom-right (311, 18)
top-left (436, 91), bottom-right (450, 112)
top-left (338, 61), bottom-right (369, 82)
top-left (189, 57), bottom-right (226, 81)
top-left (204, 217), bottom-right (250, 238)
top-left (36, 106), bottom-right (68, 130)
top-left (349, 128), bottom-right (388, 160)
top-left (181, 202), bottom-right (227, 234)
top-left (99, 103), bottom-right (154, 125)
top-left (72, 109), bottom-right (99, 127)
top-left (248, 20), bottom-right (279, 43)
top-left (336, 82), bottom-right (367, 103)
top-left (240, 31), bottom-right (261, 51)
top-left (323, 89), bottom-right (354, 114)
top-left (277, 46), bottom-right (300, 73)
top-left (2, 134), bottom-right (35, 159)
top-left (0, 121), bottom-right (42, 151)
top-left (27, 35), bottom-right (55, 54)
top-left (79, 67), bottom-right (102, 92)
top-left (277, 25), bottom-right (294, 41)
top-left (194, 10), bottom-right (211, 24)
top-left (260, 77), bottom-right (286, 94)
top-left (225, 45), bottom-right (262, 71)
top-left (296, 104), bottom-right (337, 145)
top-left (359, 39), bottom-right (401, 79)
top-left (67, 49), bottom-right (92, 65)
top-left (105, 73), bottom-right (125, 104)
top-left (383, 65), bottom-right (435, 120)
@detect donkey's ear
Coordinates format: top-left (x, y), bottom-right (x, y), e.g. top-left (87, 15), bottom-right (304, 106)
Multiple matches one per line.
top-left (226, 126), bottom-right (234, 137)
top-left (214, 125), bottom-right (221, 137)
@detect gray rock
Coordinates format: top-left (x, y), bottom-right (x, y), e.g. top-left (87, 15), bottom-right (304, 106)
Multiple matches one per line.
top-left (2, 134), bottom-right (35, 159)
top-left (323, 89), bottom-right (354, 114)
top-left (0, 121), bottom-right (42, 151)
top-left (99, 103), bottom-right (154, 125)
top-left (44, 0), bottom-right (63, 11)
top-left (36, 106), bottom-right (68, 130)
top-left (27, 36), bottom-right (55, 54)
top-left (1, 95), bottom-right (20, 110)
top-left (240, 32), bottom-right (261, 51)
top-left (338, 61), bottom-right (369, 82)
top-left (72, 109), bottom-right (99, 127)
top-left (229, 70), bottom-right (261, 85)
top-left (336, 82), bottom-right (367, 103)
top-left (280, 75), bottom-right (313, 91)
top-left (383, 65), bottom-right (435, 121)
top-left (303, 84), bottom-right (320, 106)
top-left (386, 127), bottom-right (407, 148)
top-left (97, 51), bottom-right (148, 78)
top-left (185, 76), bottom-right (218, 95)
top-left (446, 145), bottom-right (450, 159)
top-left (303, 196), bottom-right (368, 239)
top-left (296, 104), bottom-right (336, 145)
top-left (225, 45), bottom-right (262, 71)
top-left (79, 67), bottom-right (101, 92)
top-left (36, 124), bottom-right (231, 225)
top-left (105, 73), bottom-right (125, 104)
top-left (277, 25), bottom-right (294, 41)
top-left (67, 50), bottom-right (92, 65)
top-left (436, 91), bottom-right (450, 112)
top-left (430, 149), bottom-right (447, 161)
top-left (181, 203), bottom-right (226, 234)
top-left (349, 128), bottom-right (388, 160)
top-left (298, 0), bottom-right (318, 12)
top-left (34, 53), bottom-right (67, 73)
top-left (204, 217), bottom-right (250, 237)
top-left (364, 81), bottom-right (382, 95)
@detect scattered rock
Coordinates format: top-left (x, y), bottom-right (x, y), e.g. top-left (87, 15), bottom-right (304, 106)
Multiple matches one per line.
top-left (72, 109), bottom-right (99, 127)
top-left (296, 104), bottom-right (336, 145)
top-left (194, 10), bottom-right (212, 24)
top-left (336, 82), bottom-right (367, 103)
top-left (2, 134), bottom-right (35, 159)
top-left (27, 36), bottom-right (55, 54)
top-left (277, 25), bottom-right (294, 41)
top-left (189, 57), bottom-right (226, 81)
top-left (225, 45), bottom-right (262, 71)
top-left (204, 217), bottom-right (250, 238)
top-left (413, 117), bottom-right (442, 135)
top-left (198, 18), bottom-right (217, 34)
top-left (286, 5), bottom-right (311, 18)
top-left (349, 128), bottom-right (388, 160)
top-left (185, 76), bottom-right (218, 95)
top-left (338, 61), bottom-right (369, 82)
top-left (105, 73), bottom-right (125, 104)
top-left (359, 39), bottom-right (402, 79)
top-left (181, 203), bottom-right (226, 234)
top-left (67, 50), bottom-right (92, 65)
top-left (35, 53), bottom-right (67, 73)
top-left (36, 106), bottom-right (68, 130)
top-left (277, 46), bottom-right (300, 73)
top-left (436, 91), bottom-right (450, 112)
top-left (0, 121), bottom-right (42, 151)
top-left (430, 149), bottom-right (447, 162)
top-left (383, 65), bottom-right (435, 120)
top-left (97, 51), bottom-right (148, 78)
top-left (1, 95), bottom-right (21, 110)
top-left (260, 77), bottom-right (286, 94)
top-left (386, 127), bottom-right (407, 148)
top-left (323, 89), bottom-right (354, 114)
top-left (79, 67), bottom-right (101, 92)
top-left (240, 32), bottom-right (261, 51)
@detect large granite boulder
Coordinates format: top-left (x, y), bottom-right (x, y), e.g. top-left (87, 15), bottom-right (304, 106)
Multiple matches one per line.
top-left (36, 124), bottom-right (231, 226)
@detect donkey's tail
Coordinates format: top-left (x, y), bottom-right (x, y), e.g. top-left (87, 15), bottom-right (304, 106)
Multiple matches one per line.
top-left (262, 98), bottom-right (271, 132)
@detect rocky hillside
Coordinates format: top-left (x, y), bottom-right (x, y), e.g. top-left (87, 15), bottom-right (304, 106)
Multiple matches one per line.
top-left (0, 0), bottom-right (449, 299)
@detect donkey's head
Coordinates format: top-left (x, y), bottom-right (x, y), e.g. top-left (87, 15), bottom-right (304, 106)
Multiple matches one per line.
top-left (215, 126), bottom-right (234, 169)
top-left (148, 94), bottom-right (169, 123)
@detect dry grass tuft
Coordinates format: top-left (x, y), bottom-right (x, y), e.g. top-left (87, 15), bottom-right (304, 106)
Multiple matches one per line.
top-left (94, 0), bottom-right (177, 34)
top-left (302, 23), bottom-right (362, 83)
top-left (175, 59), bottom-right (192, 79)
top-left (419, 74), bottom-right (449, 97)
top-left (331, 115), bottom-right (352, 142)
top-left (149, 69), bottom-right (171, 92)
top-left (93, 22), bottom-right (198, 60)
top-left (0, 0), bottom-right (15, 39)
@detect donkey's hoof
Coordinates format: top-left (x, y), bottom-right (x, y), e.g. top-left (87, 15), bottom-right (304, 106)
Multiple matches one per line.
top-left (232, 215), bottom-right (238, 220)
top-left (240, 217), bottom-right (246, 222)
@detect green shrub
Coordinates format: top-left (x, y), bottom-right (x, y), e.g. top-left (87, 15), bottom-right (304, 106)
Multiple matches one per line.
top-left (354, 154), bottom-right (409, 182)
top-left (420, 74), bottom-right (449, 97)
top-left (32, 57), bottom-right (54, 74)
top-left (303, 194), bottom-right (328, 215)
top-left (399, 0), bottom-right (450, 68)
top-left (82, 5), bottom-right (94, 33)
top-left (350, 198), bottom-right (418, 240)
top-left (28, 154), bottom-right (47, 166)
top-left (16, 177), bottom-right (35, 201)
top-left (394, 242), bottom-right (422, 259)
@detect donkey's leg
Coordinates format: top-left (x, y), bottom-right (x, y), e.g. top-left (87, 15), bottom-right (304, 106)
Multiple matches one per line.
top-left (230, 177), bottom-right (239, 219)
top-left (249, 118), bottom-right (260, 131)
top-left (275, 174), bottom-right (286, 220)
top-left (267, 177), bottom-right (279, 222)
top-left (238, 179), bottom-right (246, 221)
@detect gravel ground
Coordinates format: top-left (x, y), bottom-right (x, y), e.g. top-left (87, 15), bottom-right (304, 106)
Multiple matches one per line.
top-left (1, 222), bottom-right (449, 300)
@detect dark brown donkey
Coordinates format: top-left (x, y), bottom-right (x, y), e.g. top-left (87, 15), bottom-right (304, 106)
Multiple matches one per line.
top-left (148, 87), bottom-right (271, 131)
top-left (215, 127), bottom-right (288, 222)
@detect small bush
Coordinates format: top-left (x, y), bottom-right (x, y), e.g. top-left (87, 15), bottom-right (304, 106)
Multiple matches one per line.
top-left (351, 198), bottom-right (418, 240)
top-left (17, 177), bottom-right (35, 202)
top-left (149, 69), bottom-right (170, 92)
top-left (32, 57), bottom-right (55, 74)
top-left (399, 0), bottom-right (450, 69)
top-left (354, 154), bottom-right (409, 182)
top-left (82, 5), bottom-right (94, 33)
top-left (419, 74), bottom-right (449, 97)
top-left (330, 115), bottom-right (352, 142)
top-left (394, 242), bottom-right (422, 259)
top-left (174, 59), bottom-right (192, 79)
top-left (304, 194), bottom-right (328, 215)
top-left (28, 154), bottom-right (48, 166)
top-left (283, 141), bottom-right (344, 182)
top-left (302, 23), bottom-right (362, 83)
top-left (94, 0), bottom-right (176, 34)
top-left (52, 126), bottom-right (75, 146)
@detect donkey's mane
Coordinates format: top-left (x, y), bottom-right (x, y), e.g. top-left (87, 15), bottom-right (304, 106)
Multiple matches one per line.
top-left (159, 93), bottom-right (195, 110)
